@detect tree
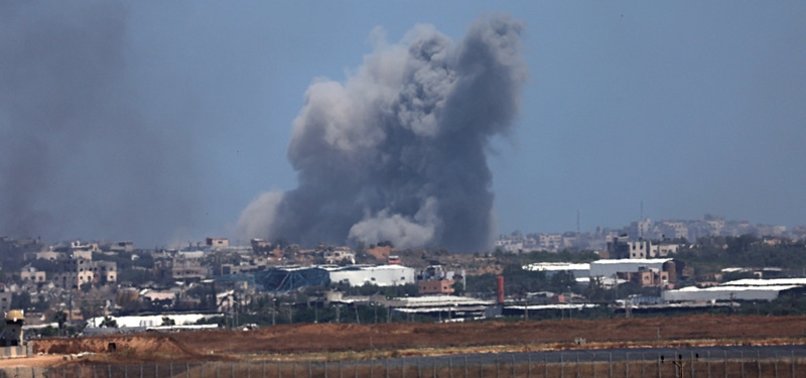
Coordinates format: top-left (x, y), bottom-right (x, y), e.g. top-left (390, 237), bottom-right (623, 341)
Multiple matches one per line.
top-left (161, 316), bottom-right (176, 326)
top-left (53, 311), bottom-right (67, 336)
top-left (99, 316), bottom-right (117, 328)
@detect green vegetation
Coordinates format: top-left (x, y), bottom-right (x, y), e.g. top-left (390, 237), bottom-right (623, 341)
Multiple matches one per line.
top-left (677, 235), bottom-right (806, 277)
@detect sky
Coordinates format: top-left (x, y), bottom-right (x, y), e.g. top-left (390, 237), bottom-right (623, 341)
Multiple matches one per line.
top-left (1, 1), bottom-right (805, 246)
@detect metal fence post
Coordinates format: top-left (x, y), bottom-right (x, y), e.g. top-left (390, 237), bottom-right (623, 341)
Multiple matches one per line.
top-left (577, 353), bottom-right (581, 378)
top-left (561, 352), bottom-right (565, 378)
top-left (740, 351), bottom-right (745, 378)
top-left (791, 350), bottom-right (796, 378)
top-left (724, 351), bottom-right (728, 378)
top-left (640, 353), bottom-right (644, 378)
top-left (773, 351), bottom-right (778, 378)
top-left (657, 354), bottom-right (661, 378)
top-left (625, 353), bottom-right (629, 378)
top-left (756, 351), bottom-right (761, 378)
top-left (593, 352), bottom-right (597, 378)
top-left (608, 352), bottom-right (612, 378)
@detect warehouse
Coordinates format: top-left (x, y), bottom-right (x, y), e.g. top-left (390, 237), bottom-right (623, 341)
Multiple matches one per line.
top-left (383, 295), bottom-right (493, 320)
top-left (662, 285), bottom-right (802, 302)
top-left (589, 258), bottom-right (674, 278)
top-left (326, 264), bottom-right (415, 287)
top-left (522, 262), bottom-right (591, 278)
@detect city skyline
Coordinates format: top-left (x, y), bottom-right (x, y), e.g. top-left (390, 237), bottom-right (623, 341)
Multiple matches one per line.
top-left (1, 2), bottom-right (805, 247)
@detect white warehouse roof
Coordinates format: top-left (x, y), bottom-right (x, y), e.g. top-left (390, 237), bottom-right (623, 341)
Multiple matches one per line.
top-left (722, 278), bottom-right (806, 287)
top-left (85, 313), bottom-right (221, 329)
top-left (523, 262), bottom-right (590, 272)
top-left (385, 295), bottom-right (493, 308)
top-left (328, 264), bottom-right (415, 287)
top-left (589, 258), bottom-right (672, 278)
top-left (662, 285), bottom-right (799, 302)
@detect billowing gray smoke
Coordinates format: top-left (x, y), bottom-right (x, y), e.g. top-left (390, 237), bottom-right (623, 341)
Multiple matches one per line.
top-left (239, 16), bottom-right (526, 251)
top-left (0, 2), bottom-right (199, 243)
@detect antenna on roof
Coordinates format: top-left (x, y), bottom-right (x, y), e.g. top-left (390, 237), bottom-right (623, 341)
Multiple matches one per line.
top-left (640, 200), bottom-right (644, 221)
top-left (640, 200), bottom-right (645, 238)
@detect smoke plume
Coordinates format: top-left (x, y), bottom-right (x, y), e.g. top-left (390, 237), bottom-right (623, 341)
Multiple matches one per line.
top-left (0, 2), bottom-right (199, 243)
top-left (238, 15), bottom-right (526, 251)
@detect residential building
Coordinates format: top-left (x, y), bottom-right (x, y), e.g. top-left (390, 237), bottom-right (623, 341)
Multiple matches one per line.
top-left (206, 237), bottom-right (229, 250)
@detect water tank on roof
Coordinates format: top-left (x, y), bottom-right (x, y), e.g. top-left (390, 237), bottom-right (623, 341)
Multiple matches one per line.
top-left (5, 309), bottom-right (24, 323)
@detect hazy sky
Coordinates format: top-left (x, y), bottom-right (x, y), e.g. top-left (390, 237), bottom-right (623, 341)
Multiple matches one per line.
top-left (2, 1), bottom-right (805, 245)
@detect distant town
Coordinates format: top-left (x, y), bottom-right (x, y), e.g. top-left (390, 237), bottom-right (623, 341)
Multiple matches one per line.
top-left (2, 214), bottom-right (806, 345)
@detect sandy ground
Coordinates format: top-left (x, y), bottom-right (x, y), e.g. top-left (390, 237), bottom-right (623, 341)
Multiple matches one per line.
top-left (0, 354), bottom-right (64, 368)
top-left (18, 314), bottom-right (806, 367)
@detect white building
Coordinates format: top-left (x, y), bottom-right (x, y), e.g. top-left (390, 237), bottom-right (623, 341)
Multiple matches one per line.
top-left (323, 247), bottom-right (356, 265)
top-left (662, 285), bottom-right (798, 302)
top-left (663, 277), bottom-right (806, 302)
top-left (326, 265), bottom-right (415, 287)
top-left (589, 258), bottom-right (673, 278)
top-left (522, 262), bottom-right (591, 278)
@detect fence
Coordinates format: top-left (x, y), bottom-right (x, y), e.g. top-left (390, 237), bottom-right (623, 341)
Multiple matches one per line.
top-left (0, 344), bottom-right (32, 359)
top-left (5, 347), bottom-right (806, 378)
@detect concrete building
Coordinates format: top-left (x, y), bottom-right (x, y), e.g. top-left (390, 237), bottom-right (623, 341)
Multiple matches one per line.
top-left (107, 241), bottom-right (135, 253)
top-left (206, 237), bottom-right (230, 250)
top-left (49, 257), bottom-right (117, 288)
top-left (656, 221), bottom-right (689, 240)
top-left (323, 247), bottom-right (355, 265)
top-left (327, 265), bottom-right (415, 287)
top-left (590, 258), bottom-right (676, 282)
top-left (0, 310), bottom-right (23, 346)
top-left (652, 243), bottom-right (681, 257)
top-left (417, 279), bottom-right (455, 295)
top-left (624, 267), bottom-right (670, 288)
top-left (77, 259), bottom-right (117, 285)
top-left (626, 240), bottom-right (651, 259)
top-left (663, 277), bottom-right (806, 302)
top-left (383, 295), bottom-right (493, 320)
top-left (662, 285), bottom-right (800, 302)
top-left (169, 256), bottom-right (208, 281)
top-left (0, 288), bottom-right (11, 314)
top-left (416, 265), bottom-right (458, 295)
top-left (522, 262), bottom-right (591, 278)
top-left (20, 266), bottom-right (47, 284)
top-left (34, 250), bottom-right (61, 261)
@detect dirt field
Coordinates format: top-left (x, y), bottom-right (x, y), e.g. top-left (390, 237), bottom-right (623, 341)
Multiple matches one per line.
top-left (27, 314), bottom-right (806, 365)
